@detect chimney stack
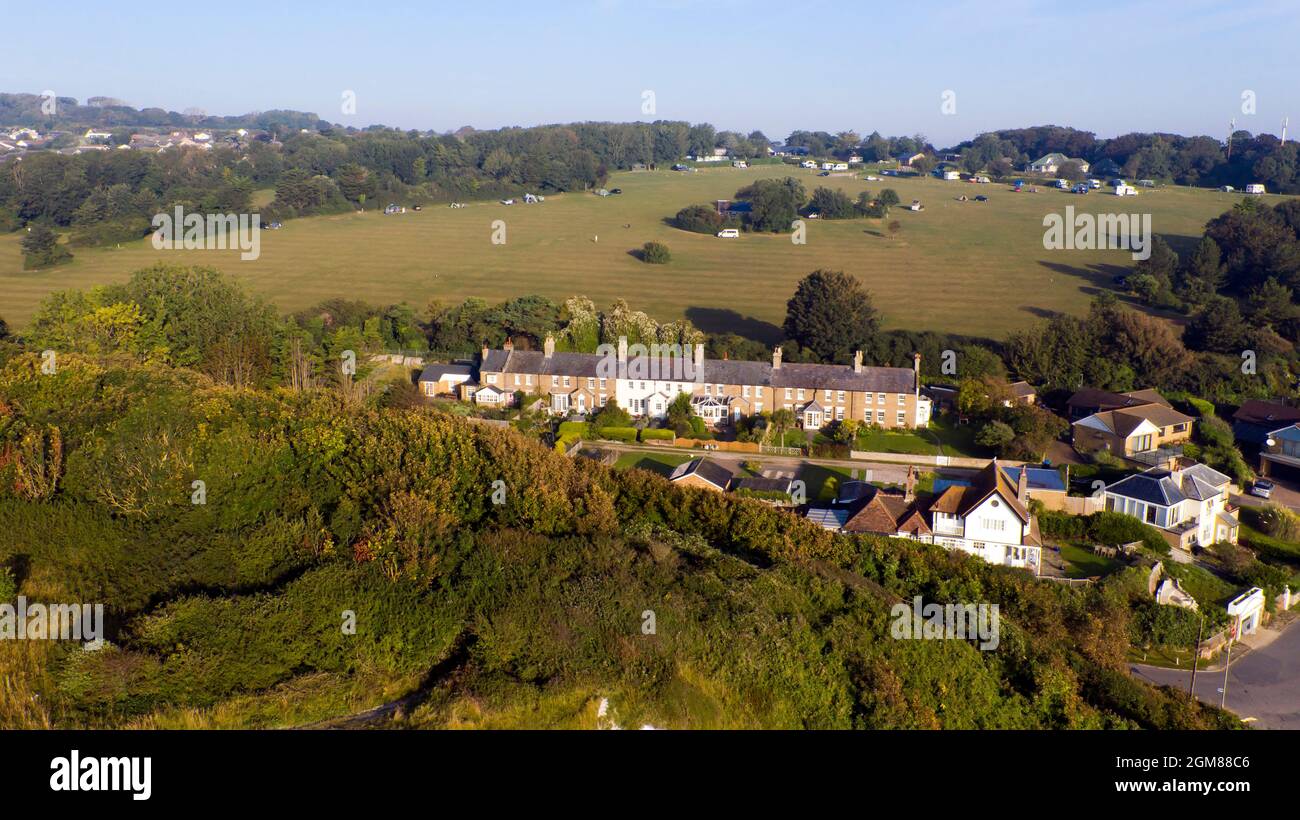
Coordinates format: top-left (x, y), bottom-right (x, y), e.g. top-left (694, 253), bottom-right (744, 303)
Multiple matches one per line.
top-left (772, 345), bottom-right (783, 370)
top-left (693, 341), bottom-right (704, 370)
top-left (480, 342), bottom-right (489, 362)
top-left (913, 352), bottom-right (922, 396)
top-left (543, 334), bottom-right (555, 358)
top-left (853, 350), bottom-right (863, 374)
top-left (503, 338), bottom-right (514, 352)
top-left (617, 335), bottom-right (628, 364)
top-left (1016, 466), bottom-right (1028, 502)
top-left (905, 465), bottom-right (916, 503)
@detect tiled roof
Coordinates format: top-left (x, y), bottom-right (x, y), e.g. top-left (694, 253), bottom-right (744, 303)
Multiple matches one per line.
top-left (1234, 400), bottom-right (1300, 427)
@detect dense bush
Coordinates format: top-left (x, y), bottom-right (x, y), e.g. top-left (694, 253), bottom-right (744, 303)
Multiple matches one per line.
top-left (640, 241), bottom-right (671, 264)
top-left (639, 428), bottom-right (674, 441)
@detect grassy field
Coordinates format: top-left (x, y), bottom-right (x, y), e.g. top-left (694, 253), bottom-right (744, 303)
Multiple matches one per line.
top-left (0, 164), bottom-right (1280, 336)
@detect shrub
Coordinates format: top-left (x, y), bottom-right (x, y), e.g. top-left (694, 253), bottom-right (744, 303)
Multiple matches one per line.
top-left (1195, 416), bottom-right (1234, 449)
top-left (596, 426), bottom-right (638, 443)
top-left (1088, 511), bottom-right (1169, 555)
top-left (640, 241), bottom-right (671, 264)
top-left (639, 428), bottom-right (674, 442)
top-left (673, 204), bottom-right (725, 234)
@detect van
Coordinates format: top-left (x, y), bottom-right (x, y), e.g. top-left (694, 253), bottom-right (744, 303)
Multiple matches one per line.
top-left (717, 228), bottom-right (740, 238)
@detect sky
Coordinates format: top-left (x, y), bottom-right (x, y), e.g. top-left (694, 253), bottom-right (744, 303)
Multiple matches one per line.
top-left (4, 0), bottom-right (1299, 146)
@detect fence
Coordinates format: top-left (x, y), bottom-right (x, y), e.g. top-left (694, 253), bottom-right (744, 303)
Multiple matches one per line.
top-left (674, 438), bottom-right (761, 453)
top-left (849, 450), bottom-right (1023, 469)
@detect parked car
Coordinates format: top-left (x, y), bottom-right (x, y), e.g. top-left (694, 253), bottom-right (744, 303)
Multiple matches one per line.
top-left (716, 228), bottom-right (740, 238)
top-left (818, 171), bottom-right (830, 176)
top-left (1250, 479), bottom-right (1275, 499)
top-left (974, 195), bottom-right (988, 202)
top-left (610, 188), bottom-right (622, 194)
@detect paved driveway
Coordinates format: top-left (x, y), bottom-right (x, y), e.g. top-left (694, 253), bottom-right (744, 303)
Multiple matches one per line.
top-left (1129, 619), bottom-right (1300, 729)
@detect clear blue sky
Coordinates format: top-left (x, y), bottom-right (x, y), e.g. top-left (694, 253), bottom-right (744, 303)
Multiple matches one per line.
top-left (6, 0), bottom-right (1298, 146)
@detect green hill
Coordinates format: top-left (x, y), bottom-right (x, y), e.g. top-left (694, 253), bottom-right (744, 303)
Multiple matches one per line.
top-left (0, 351), bottom-right (1235, 729)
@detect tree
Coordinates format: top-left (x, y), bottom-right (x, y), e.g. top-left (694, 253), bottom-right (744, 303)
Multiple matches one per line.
top-left (666, 392), bottom-right (693, 436)
top-left (887, 220), bottom-right (902, 239)
top-left (591, 399), bottom-right (632, 431)
top-left (640, 241), bottom-right (671, 264)
top-left (736, 177), bottom-right (806, 232)
top-left (1183, 296), bottom-right (1246, 353)
top-left (21, 224), bottom-right (72, 269)
top-left (783, 270), bottom-right (880, 362)
top-left (878, 189), bottom-right (900, 209)
top-left (808, 187), bottom-right (856, 219)
top-left (975, 420), bottom-right (1015, 449)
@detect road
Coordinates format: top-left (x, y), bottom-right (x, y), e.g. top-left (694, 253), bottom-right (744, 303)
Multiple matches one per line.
top-left (589, 440), bottom-right (981, 485)
top-left (1130, 619), bottom-right (1300, 729)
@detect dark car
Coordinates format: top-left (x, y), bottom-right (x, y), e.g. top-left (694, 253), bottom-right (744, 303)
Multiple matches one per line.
top-left (819, 171), bottom-right (830, 176)
top-left (610, 188), bottom-right (622, 194)
top-left (974, 195), bottom-right (988, 202)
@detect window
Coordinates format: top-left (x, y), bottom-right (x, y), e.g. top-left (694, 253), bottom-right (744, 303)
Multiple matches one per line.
top-left (836, 390), bottom-right (844, 403)
top-left (743, 385), bottom-right (750, 398)
top-left (514, 374), bottom-right (521, 386)
top-left (897, 394), bottom-right (905, 405)
top-left (526, 374), bottom-right (532, 386)
top-left (755, 403), bottom-right (763, 413)
top-left (562, 376), bottom-right (571, 388)
top-left (981, 519), bottom-right (1005, 531)
top-left (797, 389), bottom-right (805, 401)
top-left (599, 378), bottom-right (607, 390)
top-left (824, 390), bottom-right (832, 401)
top-left (897, 412), bottom-right (906, 425)
top-left (877, 392), bottom-right (886, 404)
top-left (599, 395), bottom-right (607, 407)
top-left (785, 388), bottom-right (793, 400)
top-left (835, 407), bottom-right (844, 420)
top-left (705, 384), bottom-right (712, 395)
top-left (587, 378), bottom-right (594, 389)
top-left (486, 374), bottom-right (498, 384)
top-left (876, 410), bottom-right (885, 422)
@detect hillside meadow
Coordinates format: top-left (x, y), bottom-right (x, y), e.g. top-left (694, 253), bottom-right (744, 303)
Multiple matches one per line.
top-left (0, 165), bottom-right (1277, 338)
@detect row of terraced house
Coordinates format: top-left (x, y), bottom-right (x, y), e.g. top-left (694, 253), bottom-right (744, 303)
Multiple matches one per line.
top-left (420, 335), bottom-right (932, 429)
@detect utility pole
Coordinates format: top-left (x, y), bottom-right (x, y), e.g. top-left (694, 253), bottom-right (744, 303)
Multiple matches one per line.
top-left (1189, 613), bottom-right (1204, 698)
top-left (1221, 626), bottom-right (1236, 709)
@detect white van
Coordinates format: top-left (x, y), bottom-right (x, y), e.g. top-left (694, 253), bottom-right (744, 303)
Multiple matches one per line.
top-left (717, 228), bottom-right (740, 238)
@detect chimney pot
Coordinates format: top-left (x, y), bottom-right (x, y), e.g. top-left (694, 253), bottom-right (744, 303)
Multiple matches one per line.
top-left (853, 350), bottom-right (863, 374)
top-left (543, 334), bottom-right (555, 358)
top-left (503, 338), bottom-right (514, 352)
top-left (772, 346), bottom-right (783, 369)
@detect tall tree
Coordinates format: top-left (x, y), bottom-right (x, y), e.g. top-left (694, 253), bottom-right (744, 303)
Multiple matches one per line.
top-left (783, 270), bottom-right (880, 362)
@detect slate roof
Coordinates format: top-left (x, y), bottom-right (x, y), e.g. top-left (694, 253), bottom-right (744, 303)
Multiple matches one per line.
top-left (1106, 470), bottom-right (1186, 506)
top-left (669, 457), bottom-right (733, 490)
top-left (418, 363), bottom-right (473, 382)
top-left (773, 362), bottom-right (914, 393)
top-left (478, 347), bottom-right (917, 394)
top-left (733, 476), bottom-right (794, 494)
top-left (1000, 466), bottom-right (1066, 492)
top-left (481, 349), bottom-right (602, 378)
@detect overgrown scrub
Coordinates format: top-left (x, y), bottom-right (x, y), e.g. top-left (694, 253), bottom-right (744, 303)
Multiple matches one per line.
top-left (0, 352), bottom-right (1237, 729)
